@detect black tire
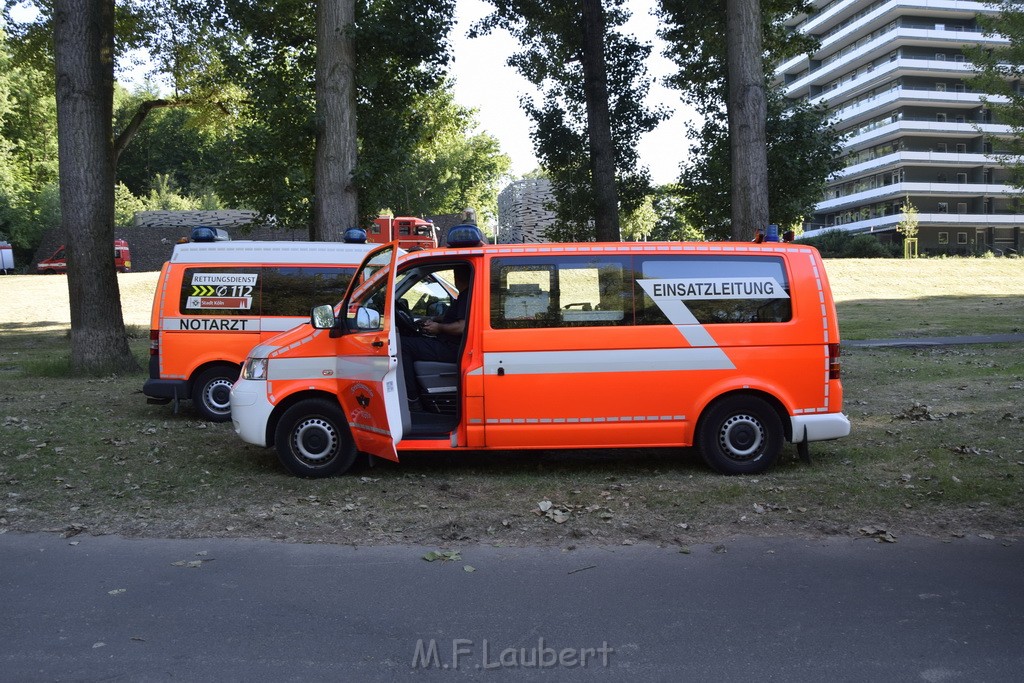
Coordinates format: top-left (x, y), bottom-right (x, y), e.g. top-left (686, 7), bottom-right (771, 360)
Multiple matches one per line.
top-left (191, 366), bottom-right (238, 422)
top-left (274, 399), bottom-right (357, 478)
top-left (698, 396), bottom-right (783, 475)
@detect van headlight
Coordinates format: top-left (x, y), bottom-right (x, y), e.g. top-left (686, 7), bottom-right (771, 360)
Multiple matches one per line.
top-left (242, 357), bottom-right (268, 381)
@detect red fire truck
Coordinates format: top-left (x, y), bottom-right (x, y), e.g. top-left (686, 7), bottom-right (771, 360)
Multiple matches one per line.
top-left (369, 215), bottom-right (436, 250)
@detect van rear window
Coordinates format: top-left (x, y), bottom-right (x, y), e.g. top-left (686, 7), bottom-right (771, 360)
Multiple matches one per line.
top-left (637, 256), bottom-right (792, 325)
top-left (181, 267), bottom-right (355, 317)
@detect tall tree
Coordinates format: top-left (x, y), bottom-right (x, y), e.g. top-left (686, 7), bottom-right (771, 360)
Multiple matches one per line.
top-left (53, 0), bottom-right (136, 373)
top-left (725, 0), bottom-right (768, 240)
top-left (659, 0), bottom-right (824, 239)
top-left (203, 0), bottom-right (457, 228)
top-left (970, 1), bottom-right (1024, 189)
top-left (312, 0), bottom-right (358, 240)
top-left (579, 0), bottom-right (619, 240)
top-left (681, 92), bottom-right (842, 239)
top-left (473, 0), bottom-right (665, 241)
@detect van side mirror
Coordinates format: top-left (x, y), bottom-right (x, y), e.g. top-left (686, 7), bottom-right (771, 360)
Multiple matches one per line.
top-left (310, 304), bottom-right (336, 329)
top-left (355, 307), bottom-right (381, 330)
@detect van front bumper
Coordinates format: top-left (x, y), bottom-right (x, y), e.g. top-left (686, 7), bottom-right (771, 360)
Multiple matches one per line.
top-left (230, 378), bottom-right (274, 448)
top-left (791, 413), bottom-right (851, 443)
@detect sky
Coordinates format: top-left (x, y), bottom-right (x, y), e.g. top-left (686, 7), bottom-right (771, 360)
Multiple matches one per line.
top-left (451, 0), bottom-right (696, 185)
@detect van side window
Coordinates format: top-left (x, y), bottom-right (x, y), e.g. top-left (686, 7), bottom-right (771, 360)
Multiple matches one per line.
top-left (637, 256), bottom-right (792, 325)
top-left (490, 257), bottom-right (628, 329)
top-left (261, 267), bottom-right (354, 316)
top-left (181, 266), bottom-right (354, 318)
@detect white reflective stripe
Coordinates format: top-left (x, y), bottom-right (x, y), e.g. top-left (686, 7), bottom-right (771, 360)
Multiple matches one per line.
top-left (350, 422), bottom-right (391, 437)
top-left (253, 343), bottom-right (281, 358)
top-left (486, 414), bottom-right (686, 424)
top-left (267, 355), bottom-right (388, 381)
top-left (483, 348), bottom-right (735, 374)
top-left (169, 241), bottom-right (373, 264)
top-left (261, 318), bottom-right (310, 332)
top-left (676, 324), bottom-right (717, 348)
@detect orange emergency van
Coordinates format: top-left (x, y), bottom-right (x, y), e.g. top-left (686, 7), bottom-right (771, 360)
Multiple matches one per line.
top-left (229, 229), bottom-right (850, 476)
top-left (143, 240), bottom-right (373, 421)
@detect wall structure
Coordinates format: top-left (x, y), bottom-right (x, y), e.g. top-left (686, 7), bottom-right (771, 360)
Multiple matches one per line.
top-left (496, 179), bottom-right (558, 244)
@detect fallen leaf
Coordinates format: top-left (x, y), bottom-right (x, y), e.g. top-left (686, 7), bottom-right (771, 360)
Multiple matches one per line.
top-left (463, 565), bottom-right (475, 573)
top-left (423, 550), bottom-right (462, 562)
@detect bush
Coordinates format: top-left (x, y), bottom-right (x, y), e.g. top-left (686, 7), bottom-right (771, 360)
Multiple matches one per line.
top-left (796, 229), bottom-right (900, 258)
top-left (845, 234), bottom-right (891, 258)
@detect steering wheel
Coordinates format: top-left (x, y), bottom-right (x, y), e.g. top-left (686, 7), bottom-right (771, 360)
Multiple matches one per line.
top-left (395, 300), bottom-right (422, 335)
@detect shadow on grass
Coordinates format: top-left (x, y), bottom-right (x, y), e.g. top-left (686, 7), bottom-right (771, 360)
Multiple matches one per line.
top-left (836, 294), bottom-right (1024, 339)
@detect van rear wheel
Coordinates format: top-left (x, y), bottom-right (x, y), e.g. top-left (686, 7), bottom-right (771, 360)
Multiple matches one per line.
top-left (698, 396), bottom-right (782, 475)
top-left (191, 366), bottom-right (237, 422)
top-left (275, 399), bottom-right (357, 478)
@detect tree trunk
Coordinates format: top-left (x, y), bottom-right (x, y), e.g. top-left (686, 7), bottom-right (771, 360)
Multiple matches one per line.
top-left (53, 0), bottom-right (137, 374)
top-left (312, 0), bottom-right (359, 241)
top-left (580, 0), bottom-right (620, 242)
top-left (726, 0), bottom-right (770, 241)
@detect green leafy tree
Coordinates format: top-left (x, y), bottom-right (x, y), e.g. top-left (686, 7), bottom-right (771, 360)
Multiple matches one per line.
top-left (658, 0), bottom-right (836, 238)
top-left (113, 85), bottom-right (229, 199)
top-left (970, 1), bottom-right (1024, 188)
top-left (378, 86), bottom-right (510, 221)
top-left (649, 184), bottom-right (703, 241)
top-left (0, 28), bottom-right (60, 251)
top-left (113, 181), bottom-right (144, 226)
top-left (681, 92), bottom-right (843, 238)
top-left (473, 0), bottom-right (666, 241)
top-left (199, 0), bottom-right (459, 229)
top-left (620, 195), bottom-right (657, 242)
top-left (897, 196), bottom-right (919, 239)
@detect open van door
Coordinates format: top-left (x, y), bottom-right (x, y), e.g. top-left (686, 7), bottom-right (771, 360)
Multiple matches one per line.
top-left (333, 243), bottom-right (404, 461)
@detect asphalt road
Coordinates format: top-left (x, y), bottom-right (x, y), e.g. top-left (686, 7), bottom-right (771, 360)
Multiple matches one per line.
top-left (2, 532), bottom-right (1022, 681)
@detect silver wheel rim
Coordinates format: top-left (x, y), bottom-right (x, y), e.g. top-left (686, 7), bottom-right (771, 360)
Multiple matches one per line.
top-left (203, 378), bottom-right (234, 415)
top-left (292, 417), bottom-right (339, 464)
top-left (718, 413), bottom-right (765, 461)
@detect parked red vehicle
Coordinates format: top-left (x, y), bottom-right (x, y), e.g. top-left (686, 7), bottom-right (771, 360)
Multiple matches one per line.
top-left (37, 239), bottom-right (132, 274)
top-left (368, 216), bottom-right (436, 251)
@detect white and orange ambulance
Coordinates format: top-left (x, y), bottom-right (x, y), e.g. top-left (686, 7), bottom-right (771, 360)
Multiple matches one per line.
top-left (229, 228), bottom-right (850, 476)
top-left (143, 240), bottom-right (373, 421)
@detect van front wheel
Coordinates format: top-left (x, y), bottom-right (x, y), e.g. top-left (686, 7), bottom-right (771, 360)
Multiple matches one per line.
top-left (191, 366), bottom-right (237, 422)
top-left (698, 396), bottom-right (783, 475)
top-left (275, 399), bottom-right (357, 478)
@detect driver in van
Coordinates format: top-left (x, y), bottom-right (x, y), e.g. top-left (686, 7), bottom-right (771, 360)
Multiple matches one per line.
top-left (401, 265), bottom-right (470, 412)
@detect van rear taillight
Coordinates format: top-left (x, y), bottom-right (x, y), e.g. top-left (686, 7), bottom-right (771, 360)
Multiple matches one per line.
top-left (829, 343), bottom-right (841, 380)
top-left (149, 329), bottom-right (159, 356)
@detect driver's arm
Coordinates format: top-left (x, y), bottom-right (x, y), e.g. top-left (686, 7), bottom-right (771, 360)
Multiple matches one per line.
top-left (422, 318), bottom-right (464, 336)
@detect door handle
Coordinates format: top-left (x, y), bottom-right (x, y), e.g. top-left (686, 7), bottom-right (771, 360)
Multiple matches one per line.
top-left (372, 340), bottom-right (384, 348)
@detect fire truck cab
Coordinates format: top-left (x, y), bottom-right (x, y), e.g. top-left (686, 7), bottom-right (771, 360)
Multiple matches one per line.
top-left (369, 215), bottom-right (436, 251)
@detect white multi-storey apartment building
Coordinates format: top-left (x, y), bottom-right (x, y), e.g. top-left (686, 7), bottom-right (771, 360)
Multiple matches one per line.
top-left (776, 0), bottom-right (1022, 255)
